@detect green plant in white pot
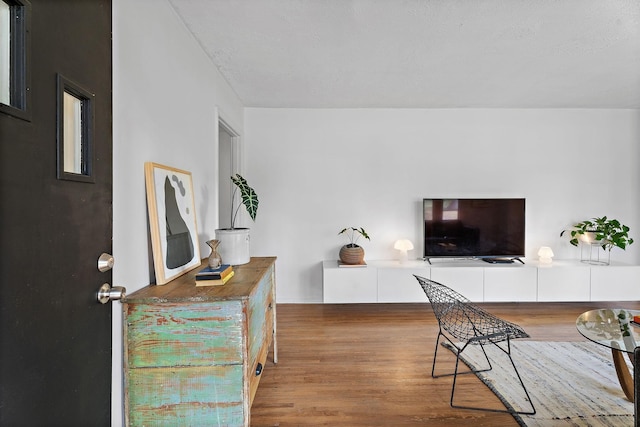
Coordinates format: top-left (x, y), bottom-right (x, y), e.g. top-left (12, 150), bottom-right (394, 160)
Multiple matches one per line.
top-left (215, 174), bottom-right (259, 265)
top-left (338, 227), bottom-right (370, 265)
top-left (560, 216), bottom-right (633, 264)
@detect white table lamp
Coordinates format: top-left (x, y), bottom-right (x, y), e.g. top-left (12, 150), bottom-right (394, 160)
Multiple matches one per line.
top-left (394, 239), bottom-right (414, 263)
top-left (538, 246), bottom-right (554, 264)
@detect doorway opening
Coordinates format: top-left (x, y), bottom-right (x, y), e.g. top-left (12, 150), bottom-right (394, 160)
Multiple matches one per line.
top-left (218, 118), bottom-right (240, 229)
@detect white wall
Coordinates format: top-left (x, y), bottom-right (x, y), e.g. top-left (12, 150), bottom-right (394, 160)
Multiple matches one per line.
top-left (108, 1), bottom-right (640, 420)
top-left (111, 0), bottom-right (244, 424)
top-left (245, 108), bottom-right (640, 303)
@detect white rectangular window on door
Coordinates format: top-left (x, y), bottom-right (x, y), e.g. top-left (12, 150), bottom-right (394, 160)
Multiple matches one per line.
top-left (0, 0), bottom-right (30, 121)
top-left (57, 74), bottom-right (94, 182)
top-left (0, 1), bottom-right (11, 105)
top-left (63, 91), bottom-right (83, 174)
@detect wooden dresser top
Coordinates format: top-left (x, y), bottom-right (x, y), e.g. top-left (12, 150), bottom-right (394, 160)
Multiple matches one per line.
top-left (123, 256), bottom-right (276, 304)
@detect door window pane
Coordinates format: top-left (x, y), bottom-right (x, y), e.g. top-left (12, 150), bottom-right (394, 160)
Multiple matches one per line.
top-left (57, 75), bottom-right (94, 182)
top-left (0, 0), bottom-right (30, 121)
top-left (0, 1), bottom-right (11, 105)
top-left (63, 91), bottom-right (83, 174)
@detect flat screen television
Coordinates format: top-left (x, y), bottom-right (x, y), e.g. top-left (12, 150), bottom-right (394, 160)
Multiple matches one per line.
top-left (423, 198), bottom-right (525, 263)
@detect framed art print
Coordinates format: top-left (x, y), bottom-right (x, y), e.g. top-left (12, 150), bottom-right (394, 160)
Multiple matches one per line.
top-left (144, 162), bottom-right (201, 284)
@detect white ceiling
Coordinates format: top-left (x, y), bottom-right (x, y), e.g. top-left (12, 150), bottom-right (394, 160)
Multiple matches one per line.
top-left (168, 0), bottom-right (640, 108)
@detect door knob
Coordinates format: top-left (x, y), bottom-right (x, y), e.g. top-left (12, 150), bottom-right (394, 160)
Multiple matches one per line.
top-left (97, 283), bottom-right (126, 304)
top-left (97, 253), bottom-right (114, 272)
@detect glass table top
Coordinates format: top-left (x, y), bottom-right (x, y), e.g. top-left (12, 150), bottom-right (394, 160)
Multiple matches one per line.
top-left (576, 308), bottom-right (640, 354)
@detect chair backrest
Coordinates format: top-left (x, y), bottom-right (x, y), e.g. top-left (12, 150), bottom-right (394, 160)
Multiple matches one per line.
top-left (414, 275), bottom-right (473, 339)
top-left (413, 274), bottom-right (528, 343)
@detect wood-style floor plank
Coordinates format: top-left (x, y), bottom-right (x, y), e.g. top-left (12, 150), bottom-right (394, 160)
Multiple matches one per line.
top-left (251, 301), bottom-right (640, 426)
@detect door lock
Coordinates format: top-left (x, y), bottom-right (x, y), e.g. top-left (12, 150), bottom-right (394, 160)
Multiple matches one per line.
top-left (97, 253), bottom-right (114, 272)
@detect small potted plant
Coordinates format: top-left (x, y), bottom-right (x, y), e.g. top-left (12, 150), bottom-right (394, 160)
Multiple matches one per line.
top-left (338, 227), bottom-right (370, 265)
top-left (560, 216), bottom-right (633, 264)
top-left (215, 174), bottom-right (259, 265)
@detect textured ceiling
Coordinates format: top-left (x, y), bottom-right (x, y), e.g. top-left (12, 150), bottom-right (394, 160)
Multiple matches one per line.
top-left (168, 0), bottom-right (640, 108)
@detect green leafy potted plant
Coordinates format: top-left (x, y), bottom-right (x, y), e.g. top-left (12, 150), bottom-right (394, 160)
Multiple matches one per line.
top-left (338, 227), bottom-right (370, 265)
top-left (560, 216), bottom-right (633, 265)
top-left (215, 174), bottom-right (259, 265)
top-left (229, 174), bottom-right (258, 227)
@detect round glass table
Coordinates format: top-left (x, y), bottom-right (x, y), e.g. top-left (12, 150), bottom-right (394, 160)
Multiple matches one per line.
top-left (576, 308), bottom-right (640, 423)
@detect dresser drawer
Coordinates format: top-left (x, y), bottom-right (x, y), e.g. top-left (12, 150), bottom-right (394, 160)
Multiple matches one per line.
top-left (247, 266), bottom-right (274, 367)
top-left (127, 365), bottom-right (245, 426)
top-left (126, 301), bottom-right (244, 368)
top-left (249, 336), bottom-right (270, 406)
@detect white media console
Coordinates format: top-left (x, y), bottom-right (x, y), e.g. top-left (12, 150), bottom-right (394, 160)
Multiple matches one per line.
top-left (322, 259), bottom-right (640, 303)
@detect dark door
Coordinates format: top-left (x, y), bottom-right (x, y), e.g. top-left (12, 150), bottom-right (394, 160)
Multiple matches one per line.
top-left (0, 1), bottom-right (113, 425)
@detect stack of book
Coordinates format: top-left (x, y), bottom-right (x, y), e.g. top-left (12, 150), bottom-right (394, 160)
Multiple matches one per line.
top-left (195, 264), bottom-right (234, 287)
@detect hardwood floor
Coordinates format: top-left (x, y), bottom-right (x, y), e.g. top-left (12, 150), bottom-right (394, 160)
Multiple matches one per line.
top-left (251, 301), bottom-right (640, 426)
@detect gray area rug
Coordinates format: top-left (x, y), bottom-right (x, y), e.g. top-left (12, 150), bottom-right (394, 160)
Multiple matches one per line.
top-left (443, 341), bottom-right (633, 426)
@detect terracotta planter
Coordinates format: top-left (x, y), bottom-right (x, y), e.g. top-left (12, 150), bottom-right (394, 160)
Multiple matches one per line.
top-left (339, 245), bottom-right (365, 265)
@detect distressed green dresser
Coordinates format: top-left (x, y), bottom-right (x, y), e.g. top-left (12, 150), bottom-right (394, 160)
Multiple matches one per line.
top-left (122, 257), bottom-right (277, 426)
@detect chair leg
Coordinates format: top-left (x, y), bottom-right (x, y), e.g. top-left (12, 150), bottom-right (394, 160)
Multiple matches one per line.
top-left (450, 340), bottom-right (536, 416)
top-left (432, 334), bottom-right (492, 378)
top-left (431, 331), bottom-right (444, 378)
top-left (502, 343), bottom-right (536, 415)
top-left (449, 341), bottom-right (493, 407)
top-left (431, 332), bottom-right (439, 377)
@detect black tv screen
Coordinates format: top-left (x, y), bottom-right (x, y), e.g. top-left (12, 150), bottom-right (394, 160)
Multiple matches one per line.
top-left (423, 198), bottom-right (525, 260)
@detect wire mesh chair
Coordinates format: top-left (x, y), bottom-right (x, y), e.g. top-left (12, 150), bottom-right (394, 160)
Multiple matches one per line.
top-left (414, 275), bottom-right (536, 415)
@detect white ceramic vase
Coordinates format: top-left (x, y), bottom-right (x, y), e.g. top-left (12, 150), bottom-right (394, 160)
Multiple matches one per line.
top-left (215, 228), bottom-right (251, 265)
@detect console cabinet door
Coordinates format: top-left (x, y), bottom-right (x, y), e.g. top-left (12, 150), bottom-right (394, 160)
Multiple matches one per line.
top-left (377, 267), bottom-right (430, 302)
top-left (591, 265), bottom-right (640, 301)
top-left (483, 266), bottom-right (537, 302)
top-left (537, 265), bottom-right (590, 302)
top-left (429, 267), bottom-right (485, 302)
top-left (323, 261), bottom-right (378, 303)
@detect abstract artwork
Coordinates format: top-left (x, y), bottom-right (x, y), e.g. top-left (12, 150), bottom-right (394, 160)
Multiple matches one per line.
top-left (144, 162), bottom-right (201, 284)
